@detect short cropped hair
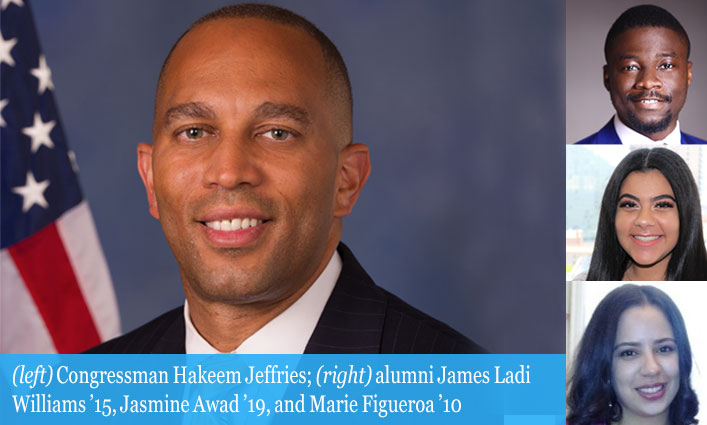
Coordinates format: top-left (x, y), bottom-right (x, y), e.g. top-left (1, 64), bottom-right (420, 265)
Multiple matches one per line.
top-left (567, 284), bottom-right (698, 425)
top-left (604, 5), bottom-right (691, 61)
top-left (155, 3), bottom-right (353, 143)
top-left (586, 148), bottom-right (707, 281)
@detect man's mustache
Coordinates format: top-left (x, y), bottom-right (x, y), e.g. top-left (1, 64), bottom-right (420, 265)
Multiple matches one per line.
top-left (191, 189), bottom-right (278, 217)
top-left (627, 91), bottom-right (671, 102)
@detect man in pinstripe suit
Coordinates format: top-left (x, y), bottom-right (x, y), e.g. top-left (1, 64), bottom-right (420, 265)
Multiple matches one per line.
top-left (88, 4), bottom-right (483, 354)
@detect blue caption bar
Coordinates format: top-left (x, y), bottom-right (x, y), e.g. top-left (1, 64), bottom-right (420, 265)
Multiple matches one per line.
top-left (0, 354), bottom-right (564, 424)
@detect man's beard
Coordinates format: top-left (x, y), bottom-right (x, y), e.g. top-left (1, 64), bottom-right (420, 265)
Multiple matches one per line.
top-left (625, 91), bottom-right (673, 135)
top-left (626, 110), bottom-right (673, 135)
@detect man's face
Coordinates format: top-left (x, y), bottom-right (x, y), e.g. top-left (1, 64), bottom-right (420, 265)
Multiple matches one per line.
top-left (604, 27), bottom-right (692, 140)
top-left (138, 19), bottom-right (367, 307)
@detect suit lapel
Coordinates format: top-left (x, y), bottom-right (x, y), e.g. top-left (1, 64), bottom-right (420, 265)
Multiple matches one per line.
top-left (598, 119), bottom-right (622, 144)
top-left (147, 307), bottom-right (187, 354)
top-left (304, 243), bottom-right (387, 353)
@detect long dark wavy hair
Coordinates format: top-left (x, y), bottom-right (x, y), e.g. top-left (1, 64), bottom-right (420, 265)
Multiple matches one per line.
top-left (567, 285), bottom-right (698, 425)
top-left (586, 148), bottom-right (707, 280)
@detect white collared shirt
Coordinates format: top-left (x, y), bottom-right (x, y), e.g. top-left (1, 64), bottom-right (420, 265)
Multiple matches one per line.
top-left (614, 114), bottom-right (682, 146)
top-left (184, 250), bottom-right (342, 354)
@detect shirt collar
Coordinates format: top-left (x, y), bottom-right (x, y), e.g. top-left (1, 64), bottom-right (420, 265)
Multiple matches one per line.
top-left (613, 115), bottom-right (682, 146)
top-left (184, 250), bottom-right (342, 354)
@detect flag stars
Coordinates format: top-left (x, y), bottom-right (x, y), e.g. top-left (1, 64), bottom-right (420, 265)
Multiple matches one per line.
top-left (22, 112), bottom-right (55, 153)
top-left (0, 98), bottom-right (7, 127)
top-left (68, 150), bottom-right (79, 173)
top-left (0, 33), bottom-right (17, 66)
top-left (31, 55), bottom-right (54, 94)
top-left (12, 171), bottom-right (50, 212)
top-left (1, 0), bottom-right (24, 10)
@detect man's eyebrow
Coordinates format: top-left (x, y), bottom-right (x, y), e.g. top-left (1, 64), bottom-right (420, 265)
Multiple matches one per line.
top-left (163, 102), bottom-right (216, 127)
top-left (616, 52), bottom-right (677, 61)
top-left (254, 102), bottom-right (310, 125)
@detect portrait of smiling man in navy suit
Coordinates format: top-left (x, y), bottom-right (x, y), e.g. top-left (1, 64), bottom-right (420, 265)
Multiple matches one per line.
top-left (575, 5), bottom-right (706, 145)
top-left (86, 3), bottom-right (484, 355)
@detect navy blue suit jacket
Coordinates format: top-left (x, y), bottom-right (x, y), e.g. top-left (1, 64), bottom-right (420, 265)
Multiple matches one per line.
top-left (86, 243), bottom-right (485, 354)
top-left (575, 119), bottom-right (707, 145)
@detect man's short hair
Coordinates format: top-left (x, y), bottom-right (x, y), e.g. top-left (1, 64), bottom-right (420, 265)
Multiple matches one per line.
top-left (604, 5), bottom-right (691, 61)
top-left (156, 3), bottom-right (353, 143)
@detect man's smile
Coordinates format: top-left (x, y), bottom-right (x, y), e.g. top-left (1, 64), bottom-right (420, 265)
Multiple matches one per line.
top-left (628, 92), bottom-right (671, 110)
top-left (204, 218), bottom-right (265, 231)
top-left (201, 219), bottom-right (270, 248)
top-left (195, 207), bottom-right (272, 248)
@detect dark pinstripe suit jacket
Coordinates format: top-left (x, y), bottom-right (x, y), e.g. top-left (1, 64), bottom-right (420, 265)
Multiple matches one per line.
top-left (86, 243), bottom-right (485, 354)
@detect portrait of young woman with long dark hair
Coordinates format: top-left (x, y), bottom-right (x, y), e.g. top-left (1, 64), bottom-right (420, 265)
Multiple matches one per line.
top-left (587, 148), bottom-right (707, 280)
top-left (567, 284), bottom-right (698, 425)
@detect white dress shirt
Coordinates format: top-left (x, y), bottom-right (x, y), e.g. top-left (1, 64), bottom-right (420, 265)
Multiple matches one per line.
top-left (614, 114), bottom-right (682, 146)
top-left (184, 250), bottom-right (342, 354)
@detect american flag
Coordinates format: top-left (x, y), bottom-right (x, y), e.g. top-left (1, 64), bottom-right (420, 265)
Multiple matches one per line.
top-left (1, 0), bottom-right (120, 353)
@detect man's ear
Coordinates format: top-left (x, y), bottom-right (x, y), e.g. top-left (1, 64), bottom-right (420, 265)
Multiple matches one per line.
top-left (687, 61), bottom-right (692, 87)
top-left (603, 64), bottom-right (610, 91)
top-left (137, 143), bottom-right (160, 219)
top-left (333, 143), bottom-right (371, 218)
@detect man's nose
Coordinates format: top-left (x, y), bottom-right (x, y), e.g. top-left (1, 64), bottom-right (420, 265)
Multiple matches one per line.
top-left (203, 134), bottom-right (264, 189)
top-left (635, 67), bottom-right (662, 91)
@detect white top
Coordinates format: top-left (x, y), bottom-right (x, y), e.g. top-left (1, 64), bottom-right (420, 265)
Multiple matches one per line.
top-left (184, 250), bottom-right (342, 354)
top-left (614, 114), bottom-right (681, 146)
